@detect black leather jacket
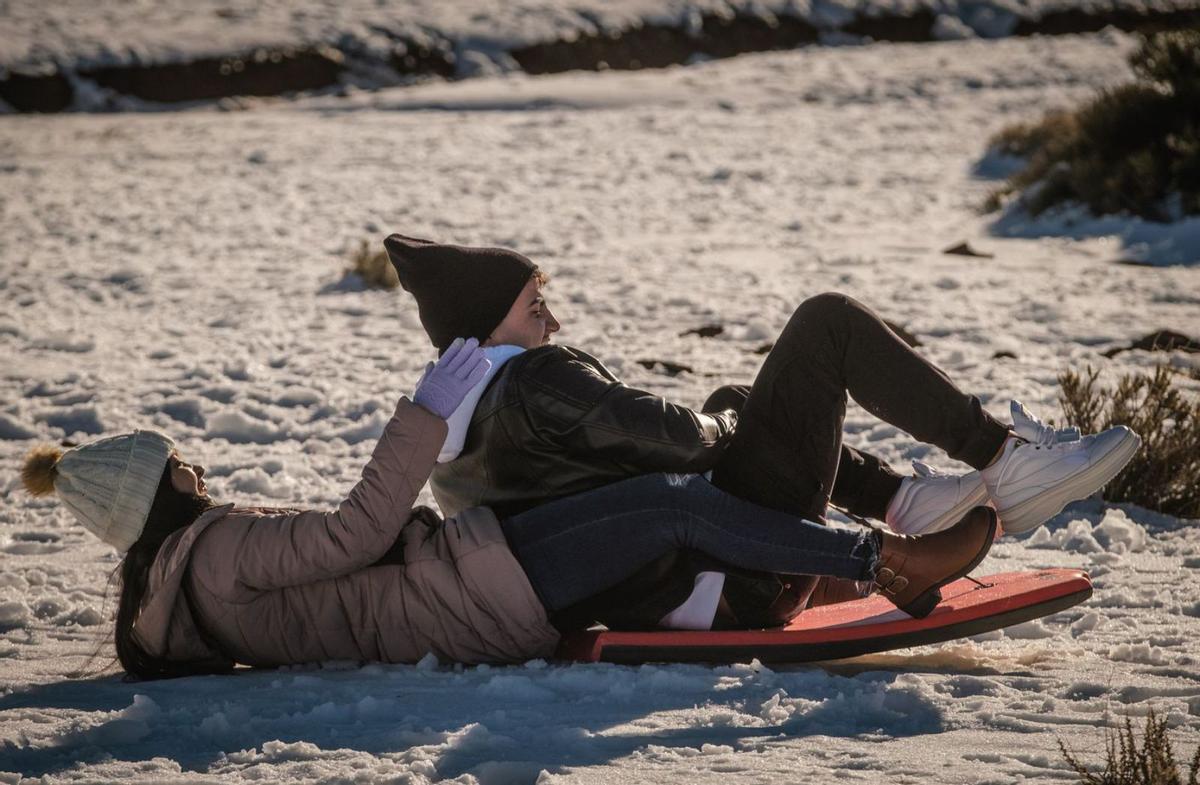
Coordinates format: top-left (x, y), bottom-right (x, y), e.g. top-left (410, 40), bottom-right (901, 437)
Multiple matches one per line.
top-left (430, 345), bottom-right (805, 631)
top-left (430, 345), bottom-right (737, 519)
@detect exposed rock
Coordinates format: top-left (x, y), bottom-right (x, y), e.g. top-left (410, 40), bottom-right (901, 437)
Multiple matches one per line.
top-left (992, 350), bottom-right (1018, 360)
top-left (1102, 330), bottom-right (1200, 358)
top-left (387, 37), bottom-right (457, 78)
top-left (943, 241), bottom-right (994, 258)
top-left (1013, 6), bottom-right (1200, 35)
top-left (754, 342), bottom-right (775, 355)
top-left (510, 4), bottom-right (1198, 77)
top-left (843, 10), bottom-right (936, 41)
top-left (511, 14), bottom-right (820, 74)
top-left (680, 324), bottom-right (725, 338)
top-left (80, 46), bottom-right (345, 104)
top-left (0, 69), bottom-right (73, 112)
top-left (637, 359), bottom-right (694, 376)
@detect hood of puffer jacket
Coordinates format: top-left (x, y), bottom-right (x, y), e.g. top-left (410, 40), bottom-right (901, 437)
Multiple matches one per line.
top-left (130, 503), bottom-right (237, 668)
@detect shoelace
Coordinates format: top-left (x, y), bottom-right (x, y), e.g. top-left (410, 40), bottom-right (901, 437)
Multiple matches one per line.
top-left (912, 460), bottom-right (949, 478)
top-left (1012, 400), bottom-right (1081, 448)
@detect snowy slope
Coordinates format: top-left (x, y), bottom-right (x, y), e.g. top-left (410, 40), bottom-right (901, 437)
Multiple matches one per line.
top-left (3, 0), bottom-right (1199, 69)
top-left (2, 30), bottom-right (1199, 784)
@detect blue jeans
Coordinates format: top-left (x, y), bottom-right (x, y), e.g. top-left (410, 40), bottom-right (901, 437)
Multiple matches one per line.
top-left (500, 473), bottom-right (880, 613)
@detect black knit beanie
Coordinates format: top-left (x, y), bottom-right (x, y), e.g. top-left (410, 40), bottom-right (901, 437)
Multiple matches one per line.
top-left (385, 234), bottom-right (537, 354)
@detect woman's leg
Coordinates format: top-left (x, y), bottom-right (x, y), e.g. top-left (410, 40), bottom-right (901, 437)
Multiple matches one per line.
top-left (500, 472), bottom-right (879, 613)
top-left (710, 293), bottom-right (1011, 522)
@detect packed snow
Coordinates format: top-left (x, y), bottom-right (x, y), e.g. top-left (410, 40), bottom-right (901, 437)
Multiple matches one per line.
top-left (2, 26), bottom-right (1199, 785)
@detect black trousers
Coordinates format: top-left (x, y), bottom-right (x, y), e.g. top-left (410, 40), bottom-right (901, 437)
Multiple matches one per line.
top-left (710, 292), bottom-right (1011, 524)
top-left (703, 385), bottom-right (905, 523)
top-left (554, 293), bottom-right (1012, 631)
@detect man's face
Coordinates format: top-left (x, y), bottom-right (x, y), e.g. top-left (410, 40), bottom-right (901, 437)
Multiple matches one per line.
top-left (485, 276), bottom-right (560, 349)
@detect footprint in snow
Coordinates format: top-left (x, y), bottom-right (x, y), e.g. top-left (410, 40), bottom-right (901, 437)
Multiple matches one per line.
top-left (2, 532), bottom-right (65, 555)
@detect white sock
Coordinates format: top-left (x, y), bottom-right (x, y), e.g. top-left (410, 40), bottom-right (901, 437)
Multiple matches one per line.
top-left (885, 477), bottom-right (916, 534)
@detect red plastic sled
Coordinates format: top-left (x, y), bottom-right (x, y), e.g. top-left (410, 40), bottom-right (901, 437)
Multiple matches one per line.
top-left (556, 569), bottom-right (1092, 664)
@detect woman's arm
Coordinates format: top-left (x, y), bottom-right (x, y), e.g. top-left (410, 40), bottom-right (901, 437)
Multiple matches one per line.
top-left (231, 397), bottom-right (448, 590)
top-left (230, 339), bottom-right (488, 590)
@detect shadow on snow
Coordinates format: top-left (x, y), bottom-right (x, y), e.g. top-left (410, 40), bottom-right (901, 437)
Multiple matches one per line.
top-left (1, 658), bottom-right (946, 779)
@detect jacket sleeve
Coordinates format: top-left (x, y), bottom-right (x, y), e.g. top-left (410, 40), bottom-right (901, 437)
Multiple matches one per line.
top-left (232, 397), bottom-right (448, 591)
top-left (518, 351), bottom-right (737, 473)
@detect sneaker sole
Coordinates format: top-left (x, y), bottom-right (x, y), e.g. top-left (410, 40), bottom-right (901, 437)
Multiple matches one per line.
top-left (997, 427), bottom-right (1141, 534)
top-left (902, 506), bottom-right (998, 618)
top-left (914, 478), bottom-right (991, 535)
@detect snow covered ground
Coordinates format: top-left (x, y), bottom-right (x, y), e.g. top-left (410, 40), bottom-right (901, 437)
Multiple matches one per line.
top-left (2, 28), bottom-right (1199, 784)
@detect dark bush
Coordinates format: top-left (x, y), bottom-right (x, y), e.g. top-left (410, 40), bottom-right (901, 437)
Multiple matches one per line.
top-left (1059, 713), bottom-right (1200, 785)
top-left (987, 28), bottom-right (1200, 221)
top-left (1131, 30), bottom-right (1200, 100)
top-left (1057, 365), bottom-right (1200, 518)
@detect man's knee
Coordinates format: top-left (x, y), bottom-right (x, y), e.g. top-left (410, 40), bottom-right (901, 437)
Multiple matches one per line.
top-left (784, 291), bottom-right (876, 335)
top-left (794, 292), bottom-right (856, 321)
top-left (777, 292), bottom-right (852, 341)
top-left (770, 292), bottom-right (875, 358)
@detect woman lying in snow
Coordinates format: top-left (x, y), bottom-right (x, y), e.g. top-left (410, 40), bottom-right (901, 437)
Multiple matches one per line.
top-left (22, 338), bottom-right (1025, 680)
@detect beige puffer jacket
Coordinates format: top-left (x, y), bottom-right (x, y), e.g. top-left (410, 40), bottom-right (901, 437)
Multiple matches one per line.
top-left (130, 398), bottom-right (561, 668)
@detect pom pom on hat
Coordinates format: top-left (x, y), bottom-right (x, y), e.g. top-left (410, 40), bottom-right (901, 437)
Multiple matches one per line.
top-left (21, 445), bottom-right (64, 497)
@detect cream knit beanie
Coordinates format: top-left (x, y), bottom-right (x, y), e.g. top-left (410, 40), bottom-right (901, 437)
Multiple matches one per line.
top-left (21, 430), bottom-right (176, 552)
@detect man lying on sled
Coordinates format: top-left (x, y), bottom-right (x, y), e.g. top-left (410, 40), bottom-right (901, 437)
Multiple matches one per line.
top-left (387, 233), bottom-right (1138, 633)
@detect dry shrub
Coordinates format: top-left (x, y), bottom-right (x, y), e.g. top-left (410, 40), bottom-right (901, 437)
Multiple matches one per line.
top-left (1059, 713), bottom-right (1200, 785)
top-left (988, 109), bottom-right (1079, 161)
top-left (986, 28), bottom-right (1200, 221)
top-left (347, 240), bottom-right (399, 289)
top-left (1058, 365), bottom-right (1200, 518)
top-left (1131, 28), bottom-right (1200, 102)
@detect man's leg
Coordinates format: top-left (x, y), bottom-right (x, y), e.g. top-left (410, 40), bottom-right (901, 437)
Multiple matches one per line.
top-left (835, 447), bottom-right (905, 522)
top-left (710, 293), bottom-right (1010, 523)
top-left (700, 386), bottom-right (902, 523)
top-left (502, 473), bottom-right (879, 614)
top-left (703, 385), bottom-right (903, 522)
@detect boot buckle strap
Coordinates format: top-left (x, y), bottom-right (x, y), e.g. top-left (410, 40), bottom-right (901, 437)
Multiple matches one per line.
top-left (873, 567), bottom-right (909, 596)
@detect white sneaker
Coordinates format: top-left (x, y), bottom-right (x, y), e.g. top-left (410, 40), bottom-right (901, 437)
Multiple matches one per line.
top-left (885, 461), bottom-right (989, 536)
top-left (980, 401), bottom-right (1141, 534)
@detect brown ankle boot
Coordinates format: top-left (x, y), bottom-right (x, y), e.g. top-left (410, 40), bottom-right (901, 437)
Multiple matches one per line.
top-left (807, 576), bottom-right (872, 608)
top-left (873, 506), bottom-right (997, 618)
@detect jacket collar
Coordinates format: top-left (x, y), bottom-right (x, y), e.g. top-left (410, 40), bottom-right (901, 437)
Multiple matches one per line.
top-left (130, 503), bottom-right (235, 660)
top-left (417, 344), bottom-right (525, 463)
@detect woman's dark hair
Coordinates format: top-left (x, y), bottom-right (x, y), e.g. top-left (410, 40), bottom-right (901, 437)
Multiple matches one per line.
top-left (113, 461), bottom-right (217, 681)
